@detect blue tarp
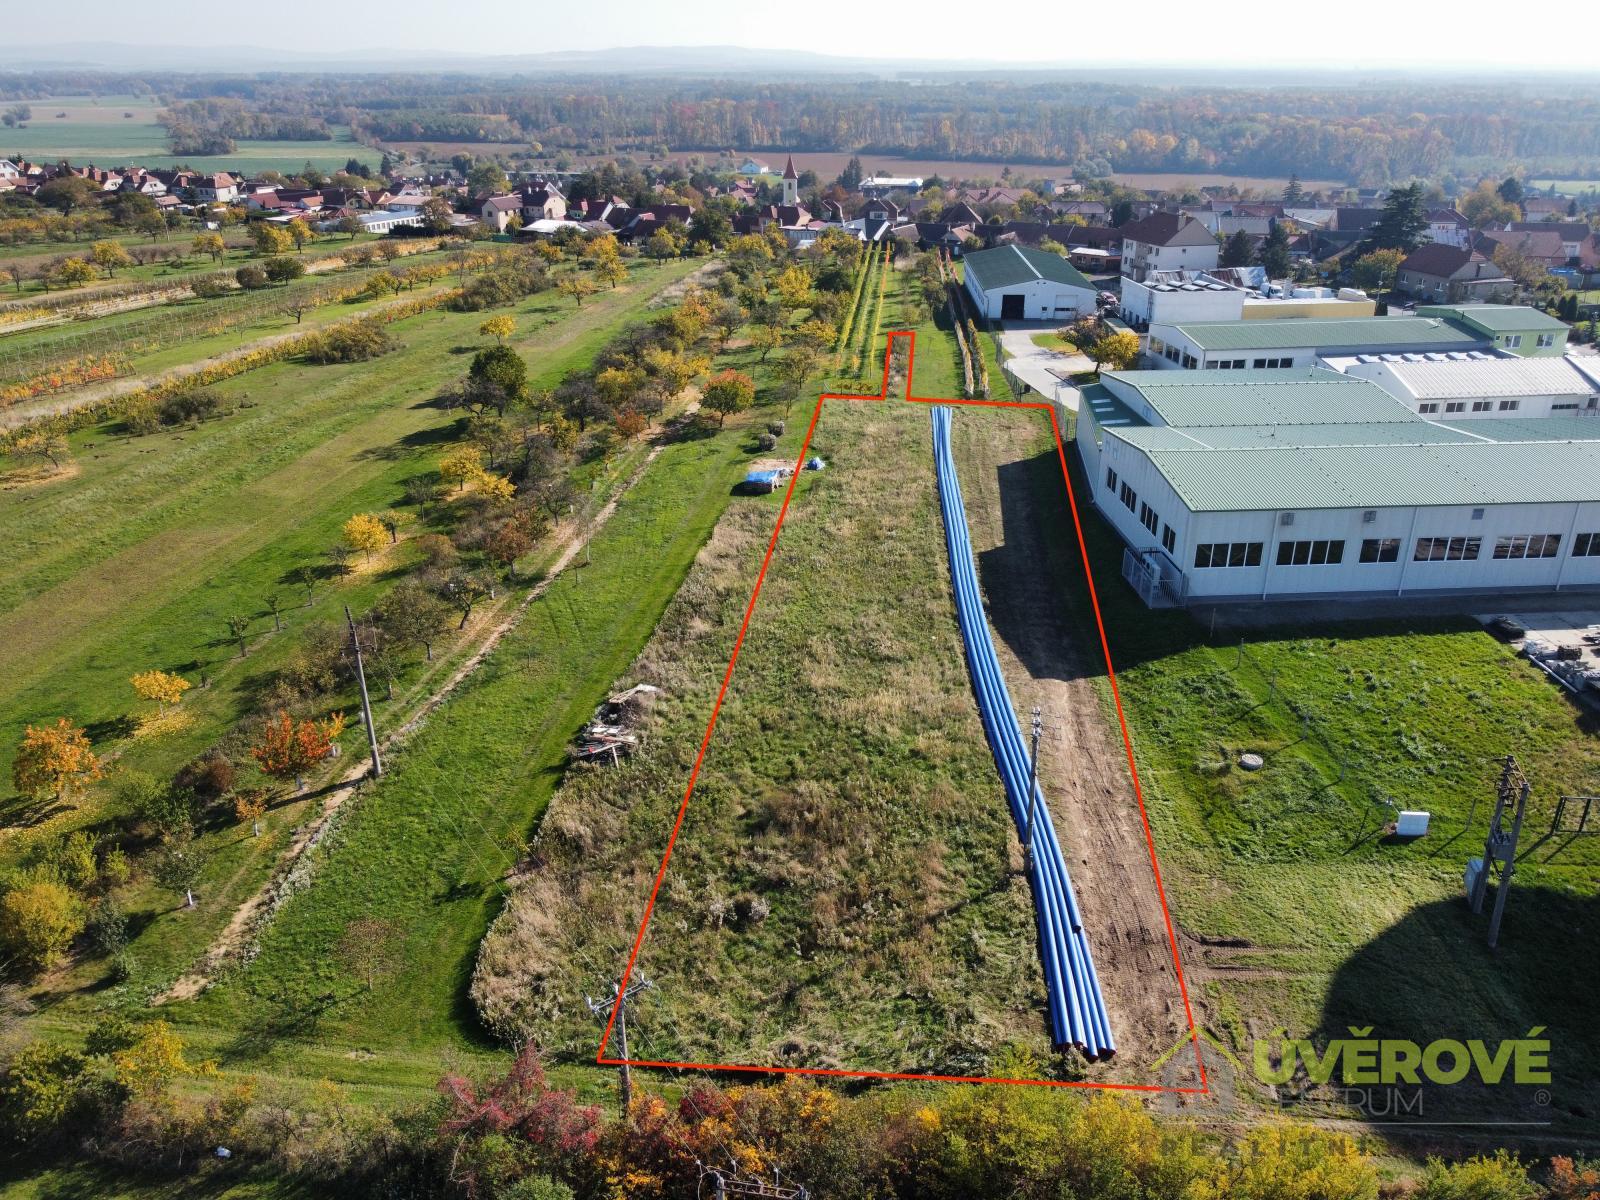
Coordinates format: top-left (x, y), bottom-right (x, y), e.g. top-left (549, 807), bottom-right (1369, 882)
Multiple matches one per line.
top-left (745, 470), bottom-right (782, 486)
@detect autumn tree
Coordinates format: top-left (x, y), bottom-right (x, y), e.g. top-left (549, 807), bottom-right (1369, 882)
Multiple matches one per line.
top-left (251, 709), bottom-right (346, 791)
top-left (286, 217), bottom-right (312, 253)
top-left (342, 513), bottom-right (388, 561)
top-left (192, 232), bottom-right (226, 262)
top-left (594, 256), bottom-right (628, 289)
top-left (646, 225), bottom-right (685, 261)
top-left (440, 446), bottom-right (484, 492)
top-left (558, 276), bottom-right (598, 308)
top-left (52, 257), bottom-right (97, 288)
top-left (378, 509), bottom-right (410, 543)
top-left (1349, 248), bottom-right (1405, 301)
top-left (251, 223), bottom-right (293, 257)
top-left (89, 239), bottom-right (134, 277)
top-left (8, 431), bottom-right (71, 472)
top-left (487, 522), bottom-right (533, 580)
top-left (701, 369), bottom-right (757, 427)
top-left (130, 670), bottom-right (191, 707)
top-left (747, 323), bottom-right (784, 362)
top-left (233, 790), bottom-right (268, 837)
top-left (1089, 329), bottom-right (1142, 372)
top-left (0, 880), bottom-right (84, 972)
top-left (479, 313), bottom-right (514, 344)
top-left (12, 718), bottom-right (101, 802)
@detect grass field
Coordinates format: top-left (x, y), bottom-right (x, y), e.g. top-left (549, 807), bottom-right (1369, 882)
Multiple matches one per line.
top-left (472, 386), bottom-right (1055, 1077)
top-left (4, 100), bottom-right (372, 174)
top-left (0, 258), bottom-right (705, 1062)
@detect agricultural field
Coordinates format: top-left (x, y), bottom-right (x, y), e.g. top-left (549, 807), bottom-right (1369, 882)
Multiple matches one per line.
top-left (3, 97), bottom-right (369, 173)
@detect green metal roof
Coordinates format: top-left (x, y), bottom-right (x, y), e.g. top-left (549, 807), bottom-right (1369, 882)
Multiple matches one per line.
top-left (1436, 415), bottom-right (1600, 443)
top-left (963, 243), bottom-right (1094, 293)
top-left (1165, 315), bottom-right (1484, 352)
top-left (1415, 303), bottom-right (1569, 334)
top-left (1119, 422), bottom-right (1486, 452)
top-left (1101, 367), bottom-right (1413, 427)
top-left (1130, 440), bottom-right (1600, 511)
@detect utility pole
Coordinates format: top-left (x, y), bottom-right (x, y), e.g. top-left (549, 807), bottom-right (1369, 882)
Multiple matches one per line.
top-left (343, 605), bottom-right (382, 778)
top-left (587, 972), bottom-right (651, 1117)
top-left (1023, 706), bottom-right (1043, 870)
top-left (1469, 755), bottom-right (1529, 949)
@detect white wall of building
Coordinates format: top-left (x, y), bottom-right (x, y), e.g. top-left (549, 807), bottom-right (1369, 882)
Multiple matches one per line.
top-left (1090, 435), bottom-right (1600, 600)
top-left (963, 271), bottom-right (1095, 321)
top-left (1120, 278), bottom-right (1244, 326)
top-left (1337, 359), bottom-right (1597, 419)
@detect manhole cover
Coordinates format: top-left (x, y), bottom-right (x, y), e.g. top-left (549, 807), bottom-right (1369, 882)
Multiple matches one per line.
top-left (1238, 752), bottom-right (1264, 771)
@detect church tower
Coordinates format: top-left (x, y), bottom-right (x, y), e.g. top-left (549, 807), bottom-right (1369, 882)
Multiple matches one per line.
top-left (781, 154), bottom-right (798, 206)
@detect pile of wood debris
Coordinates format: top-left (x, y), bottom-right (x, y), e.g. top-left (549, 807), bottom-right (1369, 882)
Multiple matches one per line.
top-left (572, 683), bottom-right (661, 764)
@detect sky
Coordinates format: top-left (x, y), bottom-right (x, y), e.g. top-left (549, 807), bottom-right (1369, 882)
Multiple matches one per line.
top-left (5, 0), bottom-right (1567, 69)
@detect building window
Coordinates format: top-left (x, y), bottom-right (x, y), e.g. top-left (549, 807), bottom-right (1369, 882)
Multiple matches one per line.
top-left (1471, 400), bottom-right (1493, 412)
top-left (1414, 535), bottom-right (1482, 561)
top-left (1120, 481), bottom-right (1137, 512)
top-left (1194, 542), bottom-right (1263, 568)
top-left (1276, 539), bottom-right (1345, 566)
top-left (1139, 501), bottom-right (1159, 534)
top-left (1498, 400), bottom-right (1520, 411)
top-left (1359, 538), bottom-right (1400, 563)
top-left (1537, 333), bottom-right (1556, 348)
top-left (1494, 534), bottom-right (1562, 560)
top-left (1161, 524), bottom-right (1176, 554)
top-left (1181, 353), bottom-right (1197, 369)
top-left (1418, 402), bottom-right (1440, 414)
top-left (1445, 401), bottom-right (1466, 413)
top-left (1149, 337), bottom-right (1166, 354)
top-left (1503, 334), bottom-right (1522, 348)
top-left (1573, 532), bottom-right (1600, 557)
top-left (1250, 356), bottom-right (1293, 369)
top-left (1105, 466), bottom-right (1118, 492)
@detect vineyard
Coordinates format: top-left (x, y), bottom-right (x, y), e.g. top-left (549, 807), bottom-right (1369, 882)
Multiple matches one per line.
top-left (833, 239), bottom-right (895, 384)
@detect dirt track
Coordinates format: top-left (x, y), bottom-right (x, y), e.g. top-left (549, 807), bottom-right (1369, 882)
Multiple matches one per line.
top-left (949, 405), bottom-right (1200, 1084)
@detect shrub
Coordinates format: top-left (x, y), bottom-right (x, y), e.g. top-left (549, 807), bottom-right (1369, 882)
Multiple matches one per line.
top-left (0, 880), bottom-right (85, 972)
top-left (756, 432), bottom-right (777, 451)
top-left (1417, 1152), bottom-right (1536, 1200)
top-left (158, 388), bottom-right (222, 426)
top-left (235, 264), bottom-right (269, 290)
top-left (303, 318), bottom-right (394, 364)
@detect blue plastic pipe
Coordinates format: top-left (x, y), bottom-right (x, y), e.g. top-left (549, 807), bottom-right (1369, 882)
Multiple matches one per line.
top-left (929, 405), bottom-right (1116, 1060)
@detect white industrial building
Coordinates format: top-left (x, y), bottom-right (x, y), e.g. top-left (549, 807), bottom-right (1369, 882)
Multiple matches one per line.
top-left (1325, 354), bottom-right (1600, 419)
top-left (961, 243), bottom-right (1098, 322)
top-left (1074, 368), bottom-right (1600, 605)
top-left (1144, 313), bottom-right (1494, 372)
top-left (1119, 269), bottom-right (1374, 329)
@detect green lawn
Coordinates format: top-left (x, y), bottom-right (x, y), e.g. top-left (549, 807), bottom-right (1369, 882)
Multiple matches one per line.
top-left (971, 406), bottom-right (1600, 1129)
top-left (0, 258), bottom-right (702, 1030)
top-left (1030, 331), bottom-right (1074, 352)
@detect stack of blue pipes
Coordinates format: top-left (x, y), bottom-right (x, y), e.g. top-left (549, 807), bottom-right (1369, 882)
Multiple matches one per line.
top-left (929, 405), bottom-right (1116, 1060)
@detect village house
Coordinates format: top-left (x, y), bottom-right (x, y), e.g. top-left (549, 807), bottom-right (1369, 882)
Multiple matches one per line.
top-left (1120, 212), bottom-right (1220, 282)
top-left (1395, 243), bottom-right (1511, 303)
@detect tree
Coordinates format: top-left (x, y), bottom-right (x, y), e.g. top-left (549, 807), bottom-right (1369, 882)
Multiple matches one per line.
top-left (774, 265), bottom-right (814, 309)
top-left (251, 709), bottom-right (345, 791)
top-left (1496, 176), bottom-right (1525, 206)
top-left (285, 217), bottom-right (312, 253)
top-left (479, 314), bottom-right (514, 344)
top-left (487, 522), bottom-right (533, 580)
top-left (467, 161), bottom-right (510, 197)
top-left (192, 232), bottom-right (226, 262)
top-left (130, 670), bottom-right (190, 707)
top-left (1282, 174), bottom-right (1305, 206)
top-left (9, 430), bottom-right (71, 471)
top-left (594, 256), bottom-right (628, 289)
top-left (1492, 243), bottom-right (1548, 295)
top-left (263, 256), bottom-right (305, 285)
top-left (337, 213), bottom-right (364, 240)
top-left (234, 790), bottom-right (268, 837)
top-left (251, 223), bottom-right (293, 257)
top-left (1460, 180), bottom-right (1520, 227)
top-left (1257, 220), bottom-right (1293, 278)
top-left (1367, 182), bottom-right (1429, 253)
top-left (89, 239), bottom-right (134, 278)
top-left (1088, 330), bottom-right (1141, 372)
top-left (440, 446), bottom-right (484, 492)
top-left (378, 579), bottom-right (450, 661)
top-left (151, 828), bottom-right (207, 910)
top-left (701, 369), bottom-right (756, 427)
top-left (557, 276), bottom-right (598, 307)
top-left (36, 176), bottom-right (99, 214)
top-left (646, 226), bottom-right (684, 261)
top-left (235, 264), bottom-right (269, 290)
top-left (225, 612), bottom-right (251, 657)
top-left (265, 591), bottom-right (284, 631)
top-left (747, 324), bottom-right (784, 362)
top-left (421, 196), bottom-right (455, 235)
top-left (377, 509), bottom-right (410, 543)
top-left (1220, 229), bottom-right (1253, 268)
top-left (838, 156), bottom-right (864, 191)
top-left (0, 881), bottom-right (84, 972)
top-left (135, 212), bottom-right (167, 244)
top-left (342, 513), bottom-right (387, 561)
top-left (12, 718), bottom-right (101, 802)
top-left (1349, 248), bottom-right (1405, 302)
top-left (52, 257), bottom-right (98, 288)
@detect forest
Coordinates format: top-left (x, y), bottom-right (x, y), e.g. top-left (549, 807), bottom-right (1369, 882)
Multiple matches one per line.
top-left (3, 70), bottom-right (1600, 184)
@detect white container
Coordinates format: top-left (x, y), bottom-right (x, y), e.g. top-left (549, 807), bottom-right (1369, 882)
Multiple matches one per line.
top-left (1396, 810), bottom-right (1430, 837)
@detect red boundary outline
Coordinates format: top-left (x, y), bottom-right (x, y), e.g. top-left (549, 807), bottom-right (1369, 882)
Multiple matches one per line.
top-left (598, 331), bottom-right (1208, 1094)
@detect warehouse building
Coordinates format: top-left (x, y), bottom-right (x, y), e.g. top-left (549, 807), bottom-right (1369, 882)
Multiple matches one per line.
top-left (1074, 368), bottom-right (1600, 605)
top-left (1144, 313), bottom-right (1490, 372)
top-left (1416, 304), bottom-right (1570, 357)
top-left (1325, 354), bottom-right (1600, 419)
top-left (961, 243), bottom-right (1098, 322)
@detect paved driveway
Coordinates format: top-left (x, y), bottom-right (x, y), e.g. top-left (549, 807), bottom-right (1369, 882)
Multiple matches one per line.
top-left (995, 323), bottom-right (1095, 410)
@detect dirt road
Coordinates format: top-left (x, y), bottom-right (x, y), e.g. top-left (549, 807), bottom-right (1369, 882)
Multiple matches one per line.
top-left (949, 404), bottom-right (1200, 1084)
